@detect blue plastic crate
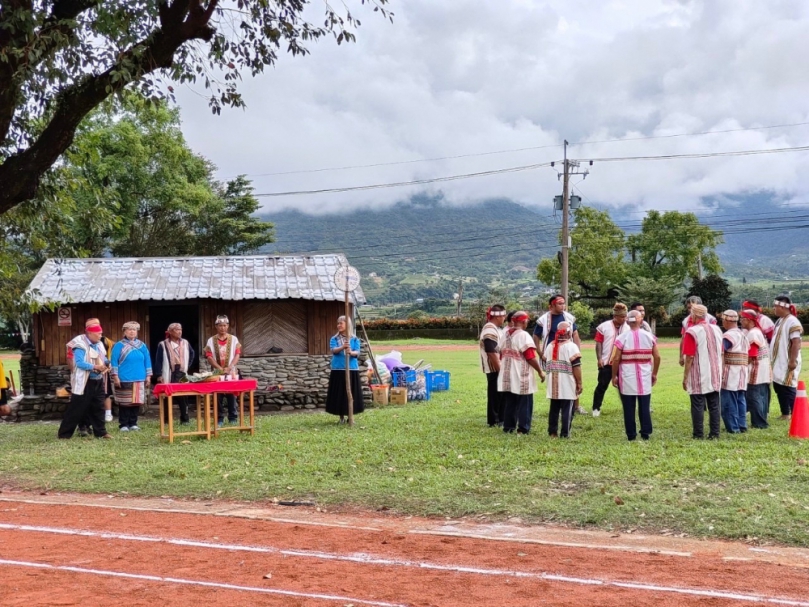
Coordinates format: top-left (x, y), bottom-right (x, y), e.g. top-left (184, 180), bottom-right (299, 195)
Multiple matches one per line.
top-left (429, 370), bottom-right (450, 391)
top-left (392, 369), bottom-right (430, 401)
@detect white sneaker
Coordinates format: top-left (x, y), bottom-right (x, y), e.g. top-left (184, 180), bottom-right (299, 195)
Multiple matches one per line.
top-left (577, 406), bottom-right (588, 415)
top-left (129, 425), bottom-right (141, 431)
top-left (119, 426), bottom-right (129, 432)
top-left (592, 409), bottom-right (601, 417)
top-left (104, 411), bottom-right (113, 422)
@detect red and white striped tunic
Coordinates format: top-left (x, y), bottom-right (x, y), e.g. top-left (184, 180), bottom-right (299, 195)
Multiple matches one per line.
top-left (594, 320), bottom-right (629, 366)
top-left (721, 327), bottom-right (749, 392)
top-left (744, 327), bottom-right (772, 385)
top-left (497, 328), bottom-right (538, 395)
top-left (684, 322), bottom-right (723, 395)
top-left (613, 328), bottom-right (656, 396)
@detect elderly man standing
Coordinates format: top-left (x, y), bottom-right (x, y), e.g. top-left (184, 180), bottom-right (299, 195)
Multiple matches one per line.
top-left (740, 309), bottom-right (772, 429)
top-left (155, 322), bottom-right (196, 425)
top-left (591, 302), bottom-right (629, 417)
top-left (679, 296), bottom-right (717, 367)
top-left (611, 310), bottom-right (660, 441)
top-left (205, 315), bottom-right (242, 426)
top-left (58, 318), bottom-right (112, 439)
top-left (719, 310), bottom-right (750, 434)
top-left (499, 311), bottom-right (544, 434)
top-left (480, 305), bottom-right (507, 427)
top-left (682, 304), bottom-right (724, 440)
top-left (770, 296), bottom-right (803, 420)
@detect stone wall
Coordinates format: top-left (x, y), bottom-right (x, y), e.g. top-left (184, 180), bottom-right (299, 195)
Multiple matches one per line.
top-left (14, 347), bottom-right (371, 420)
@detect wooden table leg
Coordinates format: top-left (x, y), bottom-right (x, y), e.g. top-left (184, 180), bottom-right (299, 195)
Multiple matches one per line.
top-left (213, 394), bottom-right (219, 438)
top-left (196, 395), bottom-right (202, 433)
top-left (239, 392), bottom-right (245, 430)
top-left (205, 394), bottom-right (211, 439)
top-left (159, 394), bottom-right (165, 440)
top-left (168, 395), bottom-right (174, 444)
top-left (249, 390), bottom-right (255, 436)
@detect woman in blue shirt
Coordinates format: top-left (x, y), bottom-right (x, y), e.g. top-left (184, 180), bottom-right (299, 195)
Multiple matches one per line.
top-left (111, 321), bottom-right (152, 431)
top-left (325, 316), bottom-right (365, 423)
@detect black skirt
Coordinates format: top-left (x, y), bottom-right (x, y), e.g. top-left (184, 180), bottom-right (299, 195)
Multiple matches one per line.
top-left (325, 370), bottom-right (365, 417)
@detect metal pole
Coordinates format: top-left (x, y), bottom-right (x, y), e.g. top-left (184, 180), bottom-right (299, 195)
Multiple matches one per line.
top-left (561, 140), bottom-right (570, 302)
top-left (344, 288), bottom-right (354, 426)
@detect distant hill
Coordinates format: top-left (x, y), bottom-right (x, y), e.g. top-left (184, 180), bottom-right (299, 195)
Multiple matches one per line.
top-left (260, 196), bottom-right (809, 303)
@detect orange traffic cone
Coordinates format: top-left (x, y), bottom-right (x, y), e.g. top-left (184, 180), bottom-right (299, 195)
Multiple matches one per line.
top-left (788, 380), bottom-right (809, 439)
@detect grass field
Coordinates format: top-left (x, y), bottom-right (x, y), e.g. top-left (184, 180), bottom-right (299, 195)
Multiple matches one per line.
top-left (1, 344), bottom-right (809, 546)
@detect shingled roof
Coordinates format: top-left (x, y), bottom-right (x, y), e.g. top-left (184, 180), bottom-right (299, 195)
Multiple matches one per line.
top-left (28, 255), bottom-right (366, 304)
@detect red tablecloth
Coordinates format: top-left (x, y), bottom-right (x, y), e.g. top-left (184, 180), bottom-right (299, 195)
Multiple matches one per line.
top-left (153, 379), bottom-right (258, 397)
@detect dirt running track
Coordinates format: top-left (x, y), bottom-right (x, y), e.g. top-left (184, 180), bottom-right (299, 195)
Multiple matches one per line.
top-left (1, 492), bottom-right (809, 606)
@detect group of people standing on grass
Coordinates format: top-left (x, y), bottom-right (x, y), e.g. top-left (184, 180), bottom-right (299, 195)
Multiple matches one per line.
top-left (57, 316), bottom-right (243, 439)
top-left (479, 293), bottom-right (802, 441)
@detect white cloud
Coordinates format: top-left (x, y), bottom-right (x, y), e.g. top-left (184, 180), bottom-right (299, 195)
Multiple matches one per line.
top-left (176, 0), bottom-right (809, 214)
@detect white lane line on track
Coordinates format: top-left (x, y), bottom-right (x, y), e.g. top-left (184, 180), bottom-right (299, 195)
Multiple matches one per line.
top-left (408, 529), bottom-right (693, 557)
top-left (0, 558), bottom-right (406, 607)
top-left (2, 523), bottom-right (809, 606)
top-left (0, 497), bottom-right (382, 531)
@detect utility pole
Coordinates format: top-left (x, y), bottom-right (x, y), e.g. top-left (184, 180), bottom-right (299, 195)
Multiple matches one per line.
top-left (697, 254), bottom-right (704, 280)
top-left (456, 279), bottom-right (464, 317)
top-left (558, 141), bottom-right (588, 301)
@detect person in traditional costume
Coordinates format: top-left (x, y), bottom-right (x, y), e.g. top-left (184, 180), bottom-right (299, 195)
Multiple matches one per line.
top-left (325, 316), bottom-right (364, 423)
top-left (740, 309), bottom-right (772, 429)
top-left (679, 296), bottom-right (717, 367)
top-left (543, 321), bottom-right (582, 438)
top-left (57, 319), bottom-right (112, 439)
top-left (719, 310), bottom-right (750, 434)
top-left (681, 304), bottom-right (724, 439)
top-left (204, 315), bottom-right (242, 426)
top-left (533, 295), bottom-right (583, 414)
top-left (480, 305), bottom-right (506, 427)
top-left (629, 302), bottom-right (653, 332)
top-left (591, 302), bottom-right (629, 417)
top-left (770, 296), bottom-right (803, 419)
top-left (741, 300), bottom-right (775, 342)
top-left (611, 311), bottom-right (660, 441)
top-left (498, 311), bottom-right (544, 434)
top-left (71, 330), bottom-right (114, 435)
top-left (155, 323), bottom-right (196, 425)
top-left (111, 321), bottom-right (152, 431)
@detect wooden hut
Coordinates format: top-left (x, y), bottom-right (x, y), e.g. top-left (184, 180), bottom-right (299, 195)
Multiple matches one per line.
top-left (22, 254), bottom-right (366, 415)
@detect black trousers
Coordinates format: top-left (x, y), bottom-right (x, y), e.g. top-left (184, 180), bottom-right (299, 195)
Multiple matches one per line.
top-left (548, 399), bottom-right (575, 437)
top-left (162, 396), bottom-right (191, 423)
top-left (218, 394), bottom-right (238, 422)
top-left (486, 372), bottom-right (503, 426)
top-left (690, 391), bottom-right (721, 439)
top-left (620, 393), bottom-right (652, 440)
top-left (592, 364), bottom-right (613, 411)
top-left (58, 379), bottom-right (107, 439)
top-left (118, 406), bottom-right (139, 428)
top-left (773, 382), bottom-right (796, 416)
top-left (502, 392), bottom-right (533, 434)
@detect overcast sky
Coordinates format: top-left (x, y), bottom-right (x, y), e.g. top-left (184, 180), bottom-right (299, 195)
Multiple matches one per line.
top-left (176, 0), bottom-right (809, 215)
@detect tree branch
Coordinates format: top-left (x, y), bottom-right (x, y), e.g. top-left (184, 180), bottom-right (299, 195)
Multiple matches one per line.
top-left (0, 3), bottom-right (217, 213)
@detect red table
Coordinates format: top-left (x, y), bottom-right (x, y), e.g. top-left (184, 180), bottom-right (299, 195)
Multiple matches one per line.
top-left (153, 379), bottom-right (258, 442)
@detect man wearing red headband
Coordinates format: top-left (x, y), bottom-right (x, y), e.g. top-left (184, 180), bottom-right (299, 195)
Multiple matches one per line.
top-left (740, 309), bottom-right (771, 429)
top-left (533, 295), bottom-right (583, 414)
top-left (480, 305), bottom-right (507, 427)
top-left (771, 296), bottom-right (803, 419)
top-left (498, 311), bottom-right (544, 434)
top-left (679, 296), bottom-right (717, 367)
top-left (543, 320), bottom-right (582, 438)
top-left (741, 300), bottom-right (775, 341)
top-left (591, 302), bottom-right (629, 418)
top-left (58, 319), bottom-right (112, 439)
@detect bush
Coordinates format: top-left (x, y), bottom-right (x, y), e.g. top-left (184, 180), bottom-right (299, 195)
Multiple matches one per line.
top-left (363, 317), bottom-right (478, 331)
top-left (569, 301), bottom-right (595, 336)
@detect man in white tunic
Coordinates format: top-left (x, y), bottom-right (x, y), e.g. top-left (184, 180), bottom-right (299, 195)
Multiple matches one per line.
top-left (498, 311), bottom-right (544, 434)
top-left (611, 311), bottom-right (660, 441)
top-left (740, 309), bottom-right (772, 429)
top-left (742, 300), bottom-right (775, 342)
top-left (156, 322), bottom-right (196, 425)
top-left (679, 296), bottom-right (718, 367)
top-left (479, 305), bottom-right (506, 427)
top-left (719, 310), bottom-right (749, 434)
top-left (204, 315), bottom-right (242, 426)
top-left (770, 296), bottom-right (803, 419)
top-left (591, 302), bottom-right (629, 417)
top-left (682, 304), bottom-right (724, 439)
top-left (543, 321), bottom-right (583, 438)
top-left (630, 302), bottom-right (653, 332)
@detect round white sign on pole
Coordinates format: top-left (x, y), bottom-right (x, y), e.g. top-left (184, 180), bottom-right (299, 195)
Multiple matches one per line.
top-left (333, 265), bottom-right (361, 292)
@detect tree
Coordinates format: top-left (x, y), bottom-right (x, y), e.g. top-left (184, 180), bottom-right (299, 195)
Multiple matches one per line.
top-left (688, 274), bottom-right (732, 316)
top-left (537, 207), bottom-right (627, 302)
top-left (616, 275), bottom-right (683, 333)
top-left (63, 94), bottom-right (274, 257)
top-left (0, 0), bottom-right (391, 214)
top-left (627, 210), bottom-right (723, 283)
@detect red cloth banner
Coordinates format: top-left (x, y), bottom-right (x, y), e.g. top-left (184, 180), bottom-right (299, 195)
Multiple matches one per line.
top-left (153, 379), bottom-right (258, 396)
